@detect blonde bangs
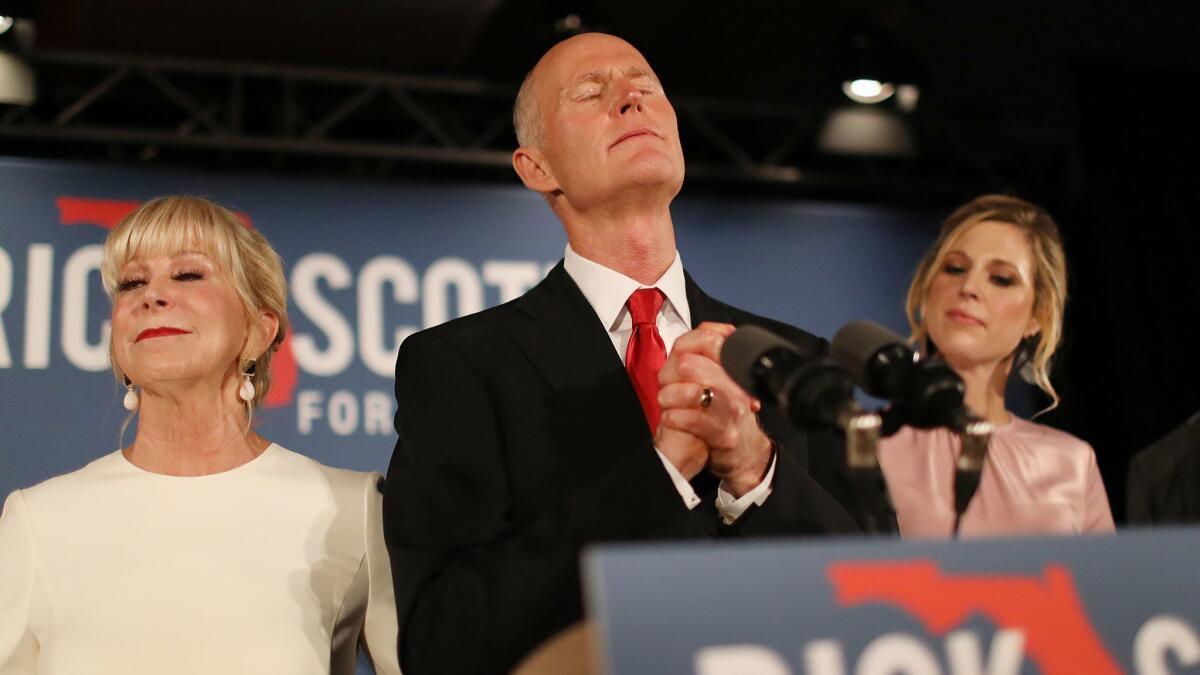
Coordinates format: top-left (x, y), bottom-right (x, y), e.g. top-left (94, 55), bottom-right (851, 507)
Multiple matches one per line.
top-left (101, 198), bottom-right (244, 299)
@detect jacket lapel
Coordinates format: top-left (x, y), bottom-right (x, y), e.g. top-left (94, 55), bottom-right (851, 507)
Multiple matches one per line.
top-left (682, 272), bottom-right (729, 495)
top-left (685, 270), bottom-right (737, 327)
top-left (507, 263), bottom-right (652, 444)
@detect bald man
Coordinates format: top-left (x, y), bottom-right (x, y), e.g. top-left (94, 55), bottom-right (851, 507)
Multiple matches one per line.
top-left (382, 33), bottom-right (857, 674)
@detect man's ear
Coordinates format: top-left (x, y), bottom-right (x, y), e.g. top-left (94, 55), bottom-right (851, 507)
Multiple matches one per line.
top-left (512, 147), bottom-right (559, 194)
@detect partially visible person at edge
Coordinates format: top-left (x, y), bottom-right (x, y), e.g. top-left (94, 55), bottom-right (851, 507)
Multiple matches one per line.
top-left (0, 196), bottom-right (400, 675)
top-left (877, 194), bottom-right (1115, 537)
top-left (382, 32), bottom-right (857, 675)
top-left (1127, 410), bottom-right (1200, 525)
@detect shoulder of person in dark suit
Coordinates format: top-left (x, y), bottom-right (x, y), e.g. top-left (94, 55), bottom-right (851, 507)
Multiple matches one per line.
top-left (1127, 411), bottom-right (1200, 525)
top-left (684, 285), bottom-right (828, 358)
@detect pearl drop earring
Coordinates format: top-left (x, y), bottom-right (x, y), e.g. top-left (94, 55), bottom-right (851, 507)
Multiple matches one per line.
top-left (239, 362), bottom-right (257, 402)
top-left (123, 376), bottom-right (140, 411)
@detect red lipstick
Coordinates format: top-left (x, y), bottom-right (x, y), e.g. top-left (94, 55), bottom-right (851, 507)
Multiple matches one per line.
top-left (136, 327), bottom-right (191, 342)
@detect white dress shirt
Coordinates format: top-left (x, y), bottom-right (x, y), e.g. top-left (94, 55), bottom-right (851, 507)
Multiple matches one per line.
top-left (563, 245), bottom-right (774, 523)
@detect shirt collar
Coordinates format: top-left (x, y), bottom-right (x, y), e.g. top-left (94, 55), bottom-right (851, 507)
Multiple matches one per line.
top-left (563, 244), bottom-right (691, 331)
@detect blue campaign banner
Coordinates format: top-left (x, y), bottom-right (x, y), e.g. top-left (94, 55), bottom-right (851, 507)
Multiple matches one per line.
top-left (0, 155), bottom-right (938, 500)
top-left (584, 528), bottom-right (1200, 675)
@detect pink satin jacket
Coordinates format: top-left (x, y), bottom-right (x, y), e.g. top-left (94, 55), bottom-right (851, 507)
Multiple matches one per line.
top-left (878, 416), bottom-right (1115, 538)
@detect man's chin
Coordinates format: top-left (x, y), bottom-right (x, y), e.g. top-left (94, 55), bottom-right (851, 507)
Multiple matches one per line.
top-left (615, 158), bottom-right (685, 193)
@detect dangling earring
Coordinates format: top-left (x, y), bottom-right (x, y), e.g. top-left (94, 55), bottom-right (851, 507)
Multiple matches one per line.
top-left (921, 336), bottom-right (940, 360)
top-left (239, 361), bottom-right (257, 402)
top-left (1015, 335), bottom-right (1038, 384)
top-left (123, 376), bottom-right (140, 411)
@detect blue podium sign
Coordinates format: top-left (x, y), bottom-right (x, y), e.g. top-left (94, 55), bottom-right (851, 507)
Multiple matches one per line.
top-left (584, 529), bottom-right (1200, 675)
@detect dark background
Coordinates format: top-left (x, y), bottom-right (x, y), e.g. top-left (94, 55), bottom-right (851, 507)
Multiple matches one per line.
top-left (4, 0), bottom-right (1199, 521)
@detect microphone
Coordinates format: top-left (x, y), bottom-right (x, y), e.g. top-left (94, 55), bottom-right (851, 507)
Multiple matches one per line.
top-left (832, 320), bottom-right (972, 433)
top-left (831, 319), bottom-right (993, 536)
top-left (721, 326), bottom-right (884, 470)
top-left (721, 325), bottom-right (893, 534)
top-left (722, 325), bottom-right (860, 432)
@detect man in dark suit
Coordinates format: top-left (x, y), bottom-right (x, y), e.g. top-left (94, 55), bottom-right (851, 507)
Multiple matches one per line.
top-left (1127, 412), bottom-right (1200, 525)
top-left (382, 32), bottom-right (857, 674)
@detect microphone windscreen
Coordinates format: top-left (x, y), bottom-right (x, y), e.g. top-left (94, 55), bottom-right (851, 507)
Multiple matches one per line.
top-left (831, 320), bottom-right (907, 387)
top-left (720, 325), bottom-right (799, 394)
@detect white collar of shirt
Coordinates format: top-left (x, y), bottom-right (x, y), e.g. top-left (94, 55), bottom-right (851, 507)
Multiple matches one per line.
top-left (562, 244), bottom-right (691, 334)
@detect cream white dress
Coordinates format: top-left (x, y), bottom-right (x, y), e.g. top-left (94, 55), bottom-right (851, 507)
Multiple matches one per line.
top-left (0, 444), bottom-right (400, 675)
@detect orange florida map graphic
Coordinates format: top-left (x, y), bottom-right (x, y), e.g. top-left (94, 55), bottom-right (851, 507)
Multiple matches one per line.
top-left (827, 560), bottom-right (1122, 675)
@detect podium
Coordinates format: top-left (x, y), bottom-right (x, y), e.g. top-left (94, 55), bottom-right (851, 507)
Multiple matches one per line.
top-left (582, 528), bottom-right (1200, 674)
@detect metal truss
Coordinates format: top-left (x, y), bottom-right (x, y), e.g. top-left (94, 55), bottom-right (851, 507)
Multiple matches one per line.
top-left (0, 50), bottom-right (1076, 199)
top-left (0, 51), bottom-right (520, 167)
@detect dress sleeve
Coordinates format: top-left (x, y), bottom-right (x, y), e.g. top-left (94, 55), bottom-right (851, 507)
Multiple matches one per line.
top-left (359, 474), bottom-right (401, 675)
top-left (1080, 445), bottom-right (1116, 533)
top-left (0, 491), bottom-right (39, 673)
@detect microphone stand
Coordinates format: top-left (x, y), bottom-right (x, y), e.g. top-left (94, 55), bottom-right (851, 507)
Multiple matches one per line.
top-left (717, 328), bottom-right (901, 536)
top-left (951, 418), bottom-right (994, 538)
top-left (839, 410), bottom-right (897, 536)
top-left (777, 357), bottom-right (898, 536)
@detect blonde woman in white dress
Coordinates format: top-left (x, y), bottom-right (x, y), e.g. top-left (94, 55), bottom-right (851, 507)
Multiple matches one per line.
top-left (0, 196), bottom-right (400, 675)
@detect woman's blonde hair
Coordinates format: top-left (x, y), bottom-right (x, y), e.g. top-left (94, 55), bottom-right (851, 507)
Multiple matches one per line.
top-left (906, 194), bottom-right (1068, 411)
top-left (101, 196), bottom-right (288, 408)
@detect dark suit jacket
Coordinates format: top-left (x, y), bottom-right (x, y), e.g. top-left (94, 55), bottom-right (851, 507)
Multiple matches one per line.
top-left (382, 262), bottom-right (858, 675)
top-left (1127, 411), bottom-right (1200, 525)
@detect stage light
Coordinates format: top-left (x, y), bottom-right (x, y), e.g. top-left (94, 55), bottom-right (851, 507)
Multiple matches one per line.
top-left (554, 14), bottom-right (583, 34)
top-left (817, 106), bottom-right (915, 158)
top-left (0, 16), bottom-right (14, 36)
top-left (842, 78), bottom-right (895, 105)
top-left (896, 84), bottom-right (920, 113)
top-left (836, 24), bottom-right (922, 112)
top-left (0, 17), bottom-right (35, 106)
top-left (0, 52), bottom-right (34, 105)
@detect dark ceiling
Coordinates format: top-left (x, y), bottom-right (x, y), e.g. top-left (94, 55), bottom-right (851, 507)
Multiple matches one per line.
top-left (31, 1), bottom-right (1200, 108)
top-left (5, 0), bottom-right (1200, 206)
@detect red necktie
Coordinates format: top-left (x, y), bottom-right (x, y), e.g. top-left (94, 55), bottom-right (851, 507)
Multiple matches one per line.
top-left (625, 288), bottom-right (667, 433)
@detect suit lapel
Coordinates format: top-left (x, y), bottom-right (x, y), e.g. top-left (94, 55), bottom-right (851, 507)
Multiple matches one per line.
top-left (508, 263), bottom-right (621, 389)
top-left (685, 271), bottom-right (737, 327)
top-left (508, 263), bottom-right (651, 444)
top-left (684, 272), bottom-right (736, 496)
top-left (512, 266), bottom-right (727, 378)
